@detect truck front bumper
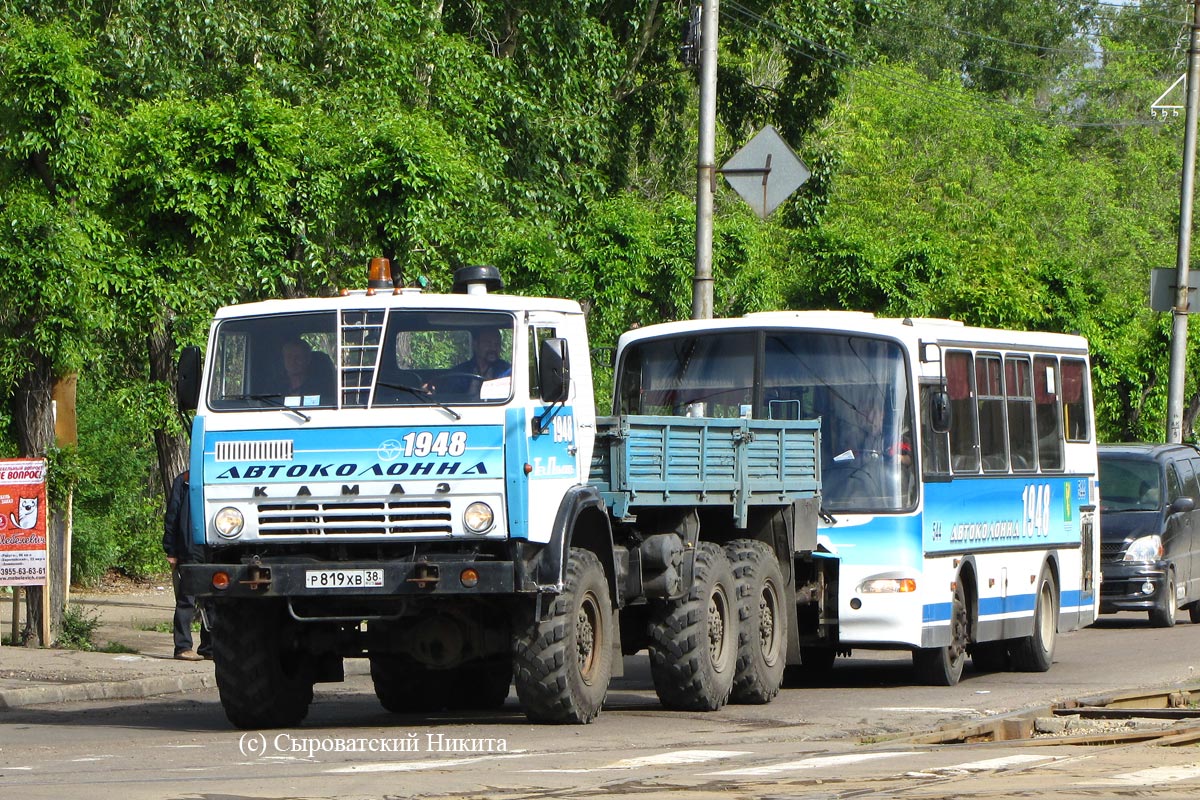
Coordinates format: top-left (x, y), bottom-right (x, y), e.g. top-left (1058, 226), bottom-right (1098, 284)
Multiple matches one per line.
top-left (178, 558), bottom-right (519, 599)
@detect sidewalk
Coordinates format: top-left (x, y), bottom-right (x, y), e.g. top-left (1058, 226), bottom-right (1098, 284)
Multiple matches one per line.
top-left (0, 584), bottom-right (216, 710)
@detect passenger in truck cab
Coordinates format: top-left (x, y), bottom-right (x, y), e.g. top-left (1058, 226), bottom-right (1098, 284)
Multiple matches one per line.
top-left (280, 338), bottom-right (336, 399)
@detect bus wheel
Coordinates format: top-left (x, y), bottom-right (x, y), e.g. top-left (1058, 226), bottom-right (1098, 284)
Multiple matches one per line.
top-left (913, 582), bottom-right (968, 686)
top-left (1149, 569), bottom-right (1178, 628)
top-left (513, 547), bottom-right (612, 723)
top-left (725, 539), bottom-right (787, 704)
top-left (969, 641), bottom-right (1009, 673)
top-left (1011, 568), bottom-right (1058, 672)
top-left (649, 542), bottom-right (738, 710)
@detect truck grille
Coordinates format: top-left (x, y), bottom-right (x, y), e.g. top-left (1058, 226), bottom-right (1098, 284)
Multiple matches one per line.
top-left (255, 498), bottom-right (453, 536)
top-left (216, 440), bottom-right (294, 462)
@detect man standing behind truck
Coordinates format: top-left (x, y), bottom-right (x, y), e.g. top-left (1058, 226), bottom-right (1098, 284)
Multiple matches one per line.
top-left (163, 469), bottom-right (212, 661)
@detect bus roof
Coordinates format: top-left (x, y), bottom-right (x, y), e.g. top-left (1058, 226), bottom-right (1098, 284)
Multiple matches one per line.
top-left (617, 311), bottom-right (1089, 355)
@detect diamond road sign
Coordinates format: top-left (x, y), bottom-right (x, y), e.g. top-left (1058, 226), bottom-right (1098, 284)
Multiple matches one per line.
top-left (1150, 268), bottom-right (1200, 312)
top-left (720, 125), bottom-right (809, 219)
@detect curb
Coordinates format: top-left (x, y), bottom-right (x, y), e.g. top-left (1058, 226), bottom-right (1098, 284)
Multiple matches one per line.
top-left (0, 672), bottom-right (219, 710)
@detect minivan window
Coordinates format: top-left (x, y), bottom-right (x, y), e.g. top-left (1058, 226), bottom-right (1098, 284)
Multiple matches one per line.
top-left (1098, 456), bottom-right (1161, 511)
top-left (1167, 464), bottom-right (1183, 505)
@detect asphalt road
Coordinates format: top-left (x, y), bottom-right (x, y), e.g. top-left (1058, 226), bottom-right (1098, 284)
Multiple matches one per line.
top-left (1, 610), bottom-right (1199, 800)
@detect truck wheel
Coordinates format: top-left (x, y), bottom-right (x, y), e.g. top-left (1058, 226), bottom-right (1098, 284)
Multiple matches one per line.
top-left (513, 547), bottom-right (613, 723)
top-left (370, 657), bottom-right (451, 713)
top-left (1150, 569), bottom-right (1178, 628)
top-left (912, 582), bottom-right (967, 686)
top-left (648, 541), bottom-right (738, 711)
top-left (1011, 568), bottom-right (1058, 672)
top-left (448, 657), bottom-right (512, 710)
top-left (213, 600), bottom-right (313, 729)
top-left (725, 539), bottom-right (787, 704)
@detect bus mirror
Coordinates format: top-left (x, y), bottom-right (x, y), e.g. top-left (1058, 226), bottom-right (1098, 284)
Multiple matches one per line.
top-left (539, 338), bottom-right (570, 403)
top-left (177, 345), bottom-right (202, 412)
top-left (930, 389), bottom-right (951, 433)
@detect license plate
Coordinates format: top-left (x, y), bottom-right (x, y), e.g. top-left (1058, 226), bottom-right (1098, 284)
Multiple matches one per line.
top-left (304, 569), bottom-right (385, 589)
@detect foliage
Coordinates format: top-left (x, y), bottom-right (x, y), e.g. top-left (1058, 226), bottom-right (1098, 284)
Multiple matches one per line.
top-left (4, 0), bottom-right (1200, 583)
top-left (55, 602), bottom-right (100, 650)
top-left (70, 375), bottom-right (165, 583)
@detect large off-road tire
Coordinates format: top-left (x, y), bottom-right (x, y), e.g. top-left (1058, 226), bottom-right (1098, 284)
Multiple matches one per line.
top-left (1011, 568), bottom-right (1058, 672)
top-left (513, 547), bottom-right (613, 723)
top-left (213, 600), bottom-right (314, 729)
top-left (371, 656), bottom-right (511, 713)
top-left (1149, 569), bottom-right (1178, 628)
top-left (370, 657), bottom-right (452, 713)
top-left (648, 541), bottom-right (739, 711)
top-left (725, 539), bottom-right (788, 704)
top-left (449, 657), bottom-right (513, 710)
top-left (913, 582), bottom-right (968, 686)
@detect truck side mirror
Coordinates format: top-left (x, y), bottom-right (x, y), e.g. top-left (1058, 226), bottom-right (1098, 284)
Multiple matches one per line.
top-left (929, 389), bottom-right (951, 433)
top-left (539, 338), bottom-right (570, 403)
top-left (177, 345), bottom-right (202, 412)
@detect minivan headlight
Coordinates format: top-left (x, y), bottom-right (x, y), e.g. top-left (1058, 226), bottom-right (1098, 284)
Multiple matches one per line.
top-left (1123, 534), bottom-right (1163, 562)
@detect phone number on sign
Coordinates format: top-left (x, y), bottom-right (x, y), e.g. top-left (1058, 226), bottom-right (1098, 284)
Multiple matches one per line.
top-left (0, 566), bottom-right (44, 578)
top-left (304, 569), bottom-right (384, 588)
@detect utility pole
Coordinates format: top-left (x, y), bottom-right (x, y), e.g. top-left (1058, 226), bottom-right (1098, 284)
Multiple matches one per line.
top-left (692, 0), bottom-right (718, 321)
top-left (1168, 0), bottom-right (1200, 443)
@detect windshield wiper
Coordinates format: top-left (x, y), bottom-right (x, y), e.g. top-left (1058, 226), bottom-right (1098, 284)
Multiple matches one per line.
top-left (376, 382), bottom-right (462, 421)
top-left (224, 393), bottom-right (312, 423)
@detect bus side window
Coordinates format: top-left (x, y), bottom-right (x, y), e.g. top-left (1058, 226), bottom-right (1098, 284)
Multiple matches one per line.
top-left (1034, 356), bottom-right (1064, 470)
top-left (976, 353), bottom-right (1007, 473)
top-left (1006, 356), bottom-right (1036, 472)
top-left (1061, 358), bottom-right (1091, 442)
top-left (946, 351), bottom-right (979, 473)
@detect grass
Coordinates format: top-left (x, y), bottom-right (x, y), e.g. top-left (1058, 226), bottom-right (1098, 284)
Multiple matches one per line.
top-left (97, 641), bottom-right (139, 654)
top-left (137, 620), bottom-right (199, 633)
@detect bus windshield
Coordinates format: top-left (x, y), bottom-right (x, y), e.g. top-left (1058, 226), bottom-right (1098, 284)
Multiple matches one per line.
top-left (207, 310), bottom-right (515, 411)
top-left (617, 330), bottom-right (916, 512)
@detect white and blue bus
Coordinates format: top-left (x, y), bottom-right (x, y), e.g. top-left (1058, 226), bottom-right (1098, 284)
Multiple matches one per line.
top-left (613, 311), bottom-right (1099, 685)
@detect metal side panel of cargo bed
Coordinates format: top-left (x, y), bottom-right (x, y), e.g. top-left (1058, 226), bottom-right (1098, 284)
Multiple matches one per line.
top-left (588, 414), bottom-right (821, 526)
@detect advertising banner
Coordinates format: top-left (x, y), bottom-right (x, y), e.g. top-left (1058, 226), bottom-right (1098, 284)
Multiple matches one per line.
top-left (0, 459), bottom-right (48, 587)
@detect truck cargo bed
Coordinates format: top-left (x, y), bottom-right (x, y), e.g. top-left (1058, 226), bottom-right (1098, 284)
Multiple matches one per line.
top-left (589, 415), bottom-right (821, 526)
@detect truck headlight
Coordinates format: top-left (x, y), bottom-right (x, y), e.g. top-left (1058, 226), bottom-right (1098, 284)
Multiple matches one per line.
top-left (1123, 534), bottom-right (1163, 562)
top-left (214, 506), bottom-right (245, 539)
top-left (463, 502), bottom-right (494, 534)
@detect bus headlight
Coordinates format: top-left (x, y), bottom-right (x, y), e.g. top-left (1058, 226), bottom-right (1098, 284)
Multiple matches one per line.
top-left (1123, 535), bottom-right (1163, 562)
top-left (463, 502), bottom-right (494, 534)
top-left (214, 507), bottom-right (245, 539)
top-left (859, 578), bottom-right (917, 593)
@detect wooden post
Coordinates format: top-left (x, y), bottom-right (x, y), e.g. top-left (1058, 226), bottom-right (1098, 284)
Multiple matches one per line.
top-left (8, 587), bottom-right (19, 645)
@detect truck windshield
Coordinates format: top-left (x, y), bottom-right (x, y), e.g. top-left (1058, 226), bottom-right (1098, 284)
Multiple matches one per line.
top-left (207, 310), bottom-right (515, 411)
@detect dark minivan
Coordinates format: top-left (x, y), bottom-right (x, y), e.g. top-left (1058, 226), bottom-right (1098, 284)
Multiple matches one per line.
top-left (1098, 443), bottom-right (1200, 627)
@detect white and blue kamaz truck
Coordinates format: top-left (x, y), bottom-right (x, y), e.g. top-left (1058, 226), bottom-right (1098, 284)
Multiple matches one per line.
top-left (176, 261), bottom-right (832, 727)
